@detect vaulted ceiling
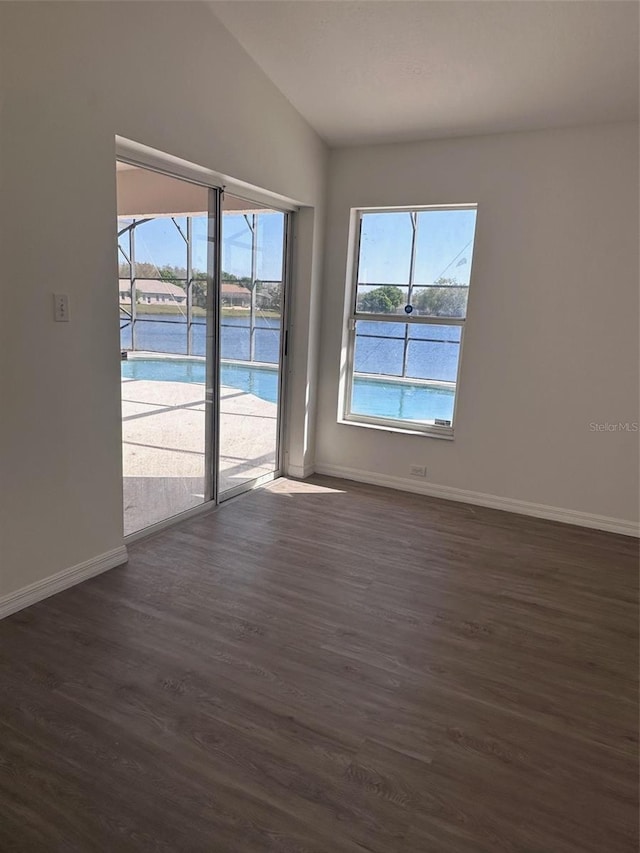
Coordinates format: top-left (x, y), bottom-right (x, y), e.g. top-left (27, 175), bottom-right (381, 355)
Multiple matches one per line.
top-left (211, 1), bottom-right (639, 147)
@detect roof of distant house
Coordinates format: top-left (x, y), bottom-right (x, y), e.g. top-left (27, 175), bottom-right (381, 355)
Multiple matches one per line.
top-left (119, 278), bottom-right (186, 298)
top-left (221, 282), bottom-right (251, 296)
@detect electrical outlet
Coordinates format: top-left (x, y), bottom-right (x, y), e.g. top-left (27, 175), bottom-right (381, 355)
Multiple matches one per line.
top-left (410, 465), bottom-right (426, 477)
top-left (53, 293), bottom-right (70, 322)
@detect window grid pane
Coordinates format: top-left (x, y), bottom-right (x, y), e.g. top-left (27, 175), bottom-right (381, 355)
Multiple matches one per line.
top-left (353, 321), bottom-right (461, 381)
top-left (347, 206), bottom-right (477, 430)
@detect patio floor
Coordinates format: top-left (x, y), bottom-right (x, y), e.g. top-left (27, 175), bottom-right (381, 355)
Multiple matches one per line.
top-left (121, 377), bottom-right (278, 535)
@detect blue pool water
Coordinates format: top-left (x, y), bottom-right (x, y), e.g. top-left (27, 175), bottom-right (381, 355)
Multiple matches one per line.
top-left (351, 377), bottom-right (454, 423)
top-left (122, 357), bottom-right (455, 422)
top-left (122, 358), bottom-right (280, 404)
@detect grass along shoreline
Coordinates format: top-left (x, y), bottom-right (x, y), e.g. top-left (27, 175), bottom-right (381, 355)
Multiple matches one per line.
top-left (120, 304), bottom-right (280, 319)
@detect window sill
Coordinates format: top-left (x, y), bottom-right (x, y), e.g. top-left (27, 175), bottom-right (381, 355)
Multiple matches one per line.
top-left (338, 415), bottom-right (454, 440)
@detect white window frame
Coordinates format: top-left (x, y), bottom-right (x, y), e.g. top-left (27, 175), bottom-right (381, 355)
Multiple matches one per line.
top-left (340, 204), bottom-right (477, 439)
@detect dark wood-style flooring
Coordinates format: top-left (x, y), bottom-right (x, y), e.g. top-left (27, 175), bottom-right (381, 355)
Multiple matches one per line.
top-left (0, 476), bottom-right (638, 852)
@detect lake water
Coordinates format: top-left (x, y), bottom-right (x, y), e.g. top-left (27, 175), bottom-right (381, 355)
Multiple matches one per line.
top-left (121, 314), bottom-right (458, 421)
top-left (121, 315), bottom-right (281, 363)
top-left (122, 315), bottom-right (460, 379)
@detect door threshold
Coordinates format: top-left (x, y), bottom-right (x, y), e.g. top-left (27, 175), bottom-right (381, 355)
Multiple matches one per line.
top-left (124, 473), bottom-right (283, 545)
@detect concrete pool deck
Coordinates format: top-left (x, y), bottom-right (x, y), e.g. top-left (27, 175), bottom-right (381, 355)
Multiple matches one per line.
top-left (122, 377), bottom-right (278, 535)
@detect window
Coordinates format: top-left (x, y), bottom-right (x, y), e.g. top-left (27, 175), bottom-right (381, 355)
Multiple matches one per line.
top-left (342, 205), bottom-right (477, 437)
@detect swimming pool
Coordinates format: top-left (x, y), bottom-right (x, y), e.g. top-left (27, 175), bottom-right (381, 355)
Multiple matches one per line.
top-left (122, 357), bottom-right (280, 403)
top-left (351, 376), bottom-right (454, 423)
top-left (122, 357), bottom-right (455, 423)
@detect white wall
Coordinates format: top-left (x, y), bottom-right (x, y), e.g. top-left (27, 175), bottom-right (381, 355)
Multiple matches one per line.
top-left (317, 123), bottom-right (639, 529)
top-left (0, 2), bottom-right (327, 599)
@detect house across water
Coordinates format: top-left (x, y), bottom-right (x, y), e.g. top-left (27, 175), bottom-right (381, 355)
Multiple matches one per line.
top-left (119, 278), bottom-right (187, 305)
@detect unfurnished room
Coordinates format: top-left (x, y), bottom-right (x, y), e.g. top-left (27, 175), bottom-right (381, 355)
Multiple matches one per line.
top-left (0, 1), bottom-right (638, 851)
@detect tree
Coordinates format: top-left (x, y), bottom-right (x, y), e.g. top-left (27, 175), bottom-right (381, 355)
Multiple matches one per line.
top-left (159, 264), bottom-right (186, 285)
top-left (358, 285), bottom-right (404, 313)
top-left (257, 282), bottom-right (282, 313)
top-left (191, 272), bottom-right (208, 309)
top-left (412, 277), bottom-right (467, 318)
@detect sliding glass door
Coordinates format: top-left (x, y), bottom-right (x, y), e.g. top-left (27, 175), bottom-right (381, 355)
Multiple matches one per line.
top-left (218, 195), bottom-right (288, 498)
top-left (116, 162), bottom-right (288, 535)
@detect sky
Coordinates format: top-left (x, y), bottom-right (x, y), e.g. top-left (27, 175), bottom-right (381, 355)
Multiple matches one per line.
top-left (358, 208), bottom-right (477, 288)
top-left (119, 211), bottom-right (286, 281)
top-left (118, 206), bottom-right (476, 286)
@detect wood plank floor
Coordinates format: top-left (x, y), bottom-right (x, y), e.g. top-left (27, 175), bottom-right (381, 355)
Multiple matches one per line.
top-left (0, 476), bottom-right (637, 852)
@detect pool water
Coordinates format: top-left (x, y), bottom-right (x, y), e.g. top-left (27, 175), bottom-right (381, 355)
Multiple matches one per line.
top-left (122, 358), bottom-right (279, 403)
top-left (351, 377), bottom-right (454, 423)
top-left (122, 358), bottom-right (455, 423)
top-left (122, 357), bottom-right (208, 385)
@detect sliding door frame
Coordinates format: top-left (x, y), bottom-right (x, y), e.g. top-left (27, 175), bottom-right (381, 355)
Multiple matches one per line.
top-left (117, 151), bottom-right (295, 538)
top-left (217, 199), bottom-right (292, 503)
top-left (205, 185), bottom-right (222, 506)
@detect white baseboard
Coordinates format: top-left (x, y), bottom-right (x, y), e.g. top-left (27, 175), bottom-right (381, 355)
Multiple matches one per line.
top-left (286, 461), bottom-right (316, 479)
top-left (0, 546), bottom-right (129, 620)
top-left (314, 463), bottom-right (639, 538)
